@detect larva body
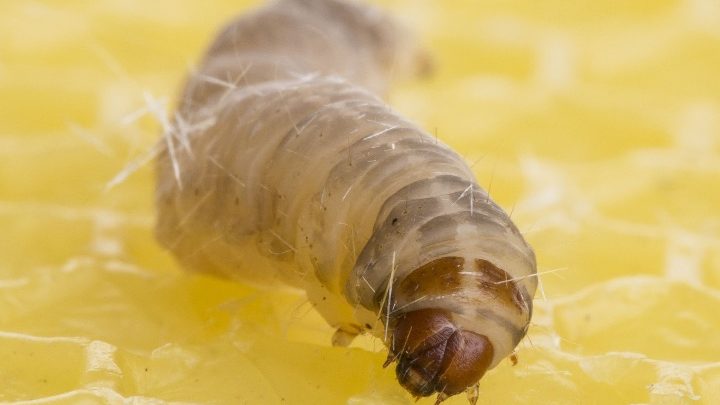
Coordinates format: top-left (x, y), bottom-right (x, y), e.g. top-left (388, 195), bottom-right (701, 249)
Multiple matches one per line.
top-left (155, 0), bottom-right (537, 402)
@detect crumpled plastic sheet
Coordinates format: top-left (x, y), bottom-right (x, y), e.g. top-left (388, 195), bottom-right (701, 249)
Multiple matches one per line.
top-left (1, 0), bottom-right (719, 403)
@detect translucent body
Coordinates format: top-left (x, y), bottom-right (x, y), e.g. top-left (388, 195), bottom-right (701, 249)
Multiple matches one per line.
top-left (155, 0), bottom-right (536, 399)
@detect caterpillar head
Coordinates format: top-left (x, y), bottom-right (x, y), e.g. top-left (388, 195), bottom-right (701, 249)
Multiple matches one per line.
top-left (386, 308), bottom-right (493, 404)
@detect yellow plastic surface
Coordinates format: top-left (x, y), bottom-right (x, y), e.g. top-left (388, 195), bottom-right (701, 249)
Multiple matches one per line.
top-left (1, 0), bottom-right (719, 403)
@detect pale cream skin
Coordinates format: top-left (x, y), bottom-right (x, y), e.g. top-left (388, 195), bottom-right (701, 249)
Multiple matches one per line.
top-left (155, 0), bottom-right (537, 402)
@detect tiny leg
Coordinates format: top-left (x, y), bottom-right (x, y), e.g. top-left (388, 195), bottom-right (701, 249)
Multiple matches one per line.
top-left (331, 324), bottom-right (361, 347)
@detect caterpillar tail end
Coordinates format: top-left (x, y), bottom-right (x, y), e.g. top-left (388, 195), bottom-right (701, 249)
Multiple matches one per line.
top-left (386, 308), bottom-right (494, 403)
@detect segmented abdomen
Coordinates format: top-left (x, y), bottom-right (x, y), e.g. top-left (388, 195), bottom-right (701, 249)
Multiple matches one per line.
top-left (156, 0), bottom-right (537, 400)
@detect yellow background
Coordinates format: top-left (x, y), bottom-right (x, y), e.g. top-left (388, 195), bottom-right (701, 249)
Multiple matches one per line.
top-left (1, 0), bottom-right (719, 403)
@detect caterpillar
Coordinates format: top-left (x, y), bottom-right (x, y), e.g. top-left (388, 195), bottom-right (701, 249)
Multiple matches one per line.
top-left (154, 0), bottom-right (537, 403)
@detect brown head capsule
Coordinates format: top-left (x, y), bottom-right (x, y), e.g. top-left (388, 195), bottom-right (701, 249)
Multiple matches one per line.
top-left (373, 256), bottom-right (533, 403)
top-left (386, 308), bottom-right (494, 404)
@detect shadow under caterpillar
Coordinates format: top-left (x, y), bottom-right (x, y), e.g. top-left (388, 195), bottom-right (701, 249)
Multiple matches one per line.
top-left (155, 0), bottom-right (537, 403)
